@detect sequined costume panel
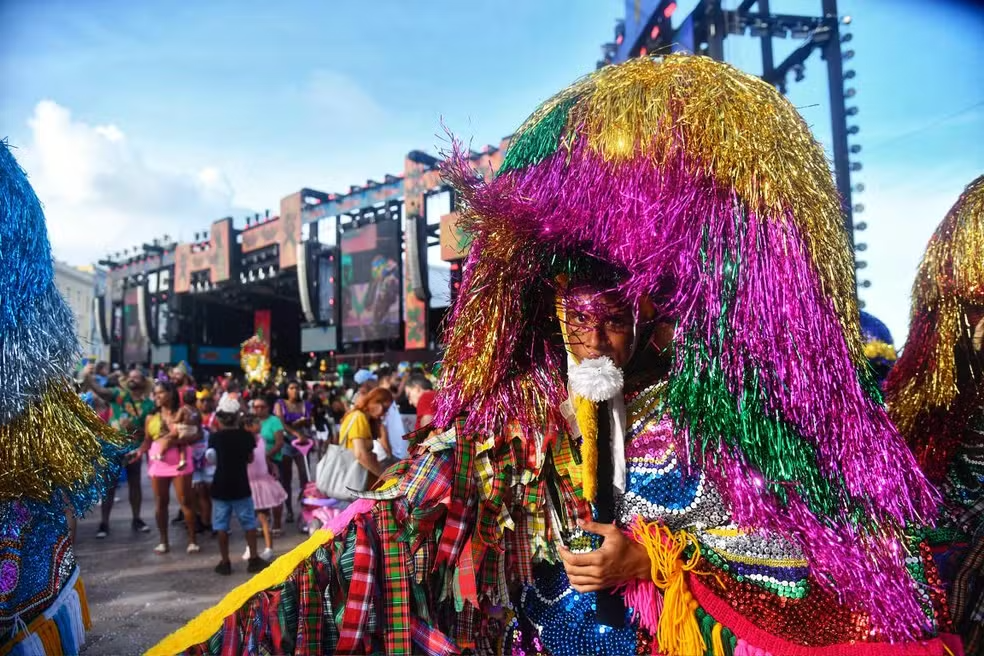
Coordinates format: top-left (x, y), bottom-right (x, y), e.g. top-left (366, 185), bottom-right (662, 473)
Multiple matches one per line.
top-left (943, 410), bottom-right (984, 537)
top-left (0, 499), bottom-right (76, 631)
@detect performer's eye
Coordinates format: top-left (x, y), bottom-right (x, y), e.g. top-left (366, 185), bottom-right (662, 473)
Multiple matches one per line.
top-left (606, 318), bottom-right (631, 333)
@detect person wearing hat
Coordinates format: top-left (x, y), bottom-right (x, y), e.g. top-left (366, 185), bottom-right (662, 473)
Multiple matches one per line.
top-left (886, 176), bottom-right (984, 652)
top-left (207, 396), bottom-right (268, 575)
top-left (353, 367), bottom-right (377, 386)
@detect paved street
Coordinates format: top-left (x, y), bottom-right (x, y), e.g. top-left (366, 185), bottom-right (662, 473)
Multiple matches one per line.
top-left (76, 477), bottom-right (309, 655)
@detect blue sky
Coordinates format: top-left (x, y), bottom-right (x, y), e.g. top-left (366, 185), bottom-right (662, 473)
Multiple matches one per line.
top-left (1, 0), bottom-right (982, 343)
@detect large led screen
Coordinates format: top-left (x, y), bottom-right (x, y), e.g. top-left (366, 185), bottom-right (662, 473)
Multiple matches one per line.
top-left (340, 219), bottom-right (401, 342)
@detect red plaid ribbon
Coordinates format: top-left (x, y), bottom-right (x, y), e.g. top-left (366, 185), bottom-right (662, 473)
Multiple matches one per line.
top-left (411, 616), bottom-right (461, 656)
top-left (336, 516), bottom-right (376, 654)
top-left (436, 427), bottom-right (476, 567)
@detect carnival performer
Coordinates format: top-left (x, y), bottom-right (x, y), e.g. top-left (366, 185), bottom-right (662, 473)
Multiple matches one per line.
top-left (0, 142), bottom-right (131, 654)
top-left (886, 175), bottom-right (984, 655)
top-left (150, 55), bottom-right (955, 656)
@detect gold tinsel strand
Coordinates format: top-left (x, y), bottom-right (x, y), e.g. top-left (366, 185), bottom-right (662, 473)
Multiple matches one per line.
top-left (0, 381), bottom-right (130, 500)
top-left (890, 175), bottom-right (984, 434)
top-left (440, 220), bottom-right (551, 409)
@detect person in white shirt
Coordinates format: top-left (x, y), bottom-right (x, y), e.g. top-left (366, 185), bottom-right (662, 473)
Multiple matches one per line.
top-left (377, 368), bottom-right (408, 461)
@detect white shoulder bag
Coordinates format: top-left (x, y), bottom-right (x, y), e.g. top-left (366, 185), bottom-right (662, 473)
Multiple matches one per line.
top-left (314, 419), bottom-right (369, 501)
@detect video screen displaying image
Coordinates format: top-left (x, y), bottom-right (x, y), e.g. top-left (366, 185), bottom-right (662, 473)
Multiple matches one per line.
top-left (340, 219), bottom-right (401, 342)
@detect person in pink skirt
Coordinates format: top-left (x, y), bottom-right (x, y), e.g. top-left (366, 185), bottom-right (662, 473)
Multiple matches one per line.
top-left (135, 381), bottom-right (199, 554)
top-left (243, 413), bottom-right (287, 562)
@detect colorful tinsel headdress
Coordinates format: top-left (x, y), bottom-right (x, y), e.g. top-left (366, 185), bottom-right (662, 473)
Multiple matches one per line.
top-left (0, 140), bottom-right (129, 645)
top-left (887, 175), bottom-right (984, 482)
top-left (436, 55), bottom-right (938, 636)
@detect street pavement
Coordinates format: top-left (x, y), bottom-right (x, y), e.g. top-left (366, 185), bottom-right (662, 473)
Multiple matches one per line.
top-left (76, 477), bottom-right (309, 655)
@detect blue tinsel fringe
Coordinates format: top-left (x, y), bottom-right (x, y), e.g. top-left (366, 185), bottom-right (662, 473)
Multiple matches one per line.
top-left (0, 142), bottom-right (79, 422)
top-left (63, 438), bottom-right (133, 519)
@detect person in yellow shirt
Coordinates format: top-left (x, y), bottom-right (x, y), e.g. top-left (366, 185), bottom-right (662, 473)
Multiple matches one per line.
top-left (338, 387), bottom-right (393, 486)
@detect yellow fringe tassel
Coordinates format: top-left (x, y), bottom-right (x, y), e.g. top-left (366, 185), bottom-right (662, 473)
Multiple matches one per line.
top-left (147, 528), bottom-right (336, 656)
top-left (572, 394), bottom-right (598, 502)
top-left (33, 614), bottom-right (62, 656)
top-left (712, 622), bottom-right (726, 656)
top-left (631, 519), bottom-right (706, 656)
top-left (0, 576), bottom-right (91, 656)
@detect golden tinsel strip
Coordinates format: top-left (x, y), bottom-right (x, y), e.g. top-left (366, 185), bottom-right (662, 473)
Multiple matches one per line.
top-left (0, 380), bottom-right (130, 501)
top-left (890, 175), bottom-right (984, 433)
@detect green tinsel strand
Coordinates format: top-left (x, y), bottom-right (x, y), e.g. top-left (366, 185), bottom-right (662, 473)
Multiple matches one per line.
top-left (498, 98), bottom-right (576, 175)
top-left (665, 241), bottom-right (855, 521)
top-left (857, 362), bottom-right (885, 405)
top-left (666, 336), bottom-right (844, 520)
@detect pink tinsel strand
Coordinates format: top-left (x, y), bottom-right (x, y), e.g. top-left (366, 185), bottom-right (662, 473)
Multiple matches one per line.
top-left (439, 136), bottom-right (936, 521)
top-left (706, 452), bottom-right (932, 639)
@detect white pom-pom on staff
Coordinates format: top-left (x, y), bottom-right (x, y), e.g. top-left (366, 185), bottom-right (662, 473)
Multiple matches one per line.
top-left (568, 356), bottom-right (624, 402)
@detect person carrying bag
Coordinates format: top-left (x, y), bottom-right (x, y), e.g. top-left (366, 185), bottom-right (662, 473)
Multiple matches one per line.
top-left (315, 388), bottom-right (394, 500)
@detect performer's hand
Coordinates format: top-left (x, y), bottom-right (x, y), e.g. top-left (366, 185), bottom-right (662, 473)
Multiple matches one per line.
top-left (558, 520), bottom-right (652, 593)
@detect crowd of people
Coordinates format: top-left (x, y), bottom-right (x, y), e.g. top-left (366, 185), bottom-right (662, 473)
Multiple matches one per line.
top-left (77, 361), bottom-right (438, 574)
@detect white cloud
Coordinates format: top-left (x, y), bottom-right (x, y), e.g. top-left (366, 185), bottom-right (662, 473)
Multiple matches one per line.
top-left (15, 100), bottom-right (248, 265)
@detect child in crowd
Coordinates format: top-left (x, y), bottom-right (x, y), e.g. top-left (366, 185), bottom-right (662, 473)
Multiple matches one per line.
top-left (241, 413), bottom-right (287, 562)
top-left (152, 389), bottom-right (198, 470)
top-left (207, 396), bottom-right (268, 575)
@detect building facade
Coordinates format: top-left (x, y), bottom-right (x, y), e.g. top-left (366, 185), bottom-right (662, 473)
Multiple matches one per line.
top-left (53, 261), bottom-right (106, 361)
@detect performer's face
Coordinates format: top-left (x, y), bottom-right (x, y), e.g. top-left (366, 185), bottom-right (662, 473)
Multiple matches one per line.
top-left (564, 291), bottom-right (635, 368)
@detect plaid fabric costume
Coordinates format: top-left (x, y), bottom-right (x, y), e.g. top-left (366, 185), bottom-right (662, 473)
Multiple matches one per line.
top-left (179, 417), bottom-right (576, 655)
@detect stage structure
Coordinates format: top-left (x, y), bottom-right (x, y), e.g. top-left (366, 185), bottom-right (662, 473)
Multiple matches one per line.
top-left (301, 140), bottom-right (512, 352)
top-left (98, 143), bottom-right (514, 372)
top-left (98, 190), bottom-right (332, 373)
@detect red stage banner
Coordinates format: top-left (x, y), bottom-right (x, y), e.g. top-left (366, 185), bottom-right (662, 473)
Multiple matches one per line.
top-left (254, 309), bottom-right (272, 346)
